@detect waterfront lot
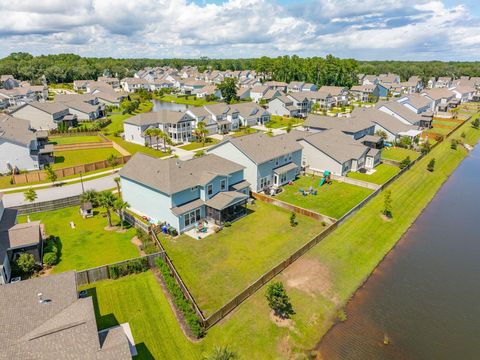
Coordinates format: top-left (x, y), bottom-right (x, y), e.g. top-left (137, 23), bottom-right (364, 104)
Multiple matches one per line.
top-left (381, 147), bottom-right (420, 161)
top-left (275, 176), bottom-right (373, 219)
top-left (159, 201), bottom-right (325, 316)
top-left (106, 135), bottom-right (171, 158)
top-left (53, 148), bottom-right (121, 169)
top-left (19, 207), bottom-right (138, 273)
top-left (347, 163), bottom-right (400, 185)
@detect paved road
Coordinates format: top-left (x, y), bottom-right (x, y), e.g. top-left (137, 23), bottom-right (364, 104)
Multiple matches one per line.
top-left (2, 174), bottom-right (117, 208)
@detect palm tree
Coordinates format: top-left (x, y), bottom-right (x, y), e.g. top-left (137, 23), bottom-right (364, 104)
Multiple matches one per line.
top-left (144, 127), bottom-right (155, 148)
top-left (203, 346), bottom-right (238, 360)
top-left (98, 191), bottom-right (117, 228)
top-left (24, 188), bottom-right (37, 203)
top-left (194, 121), bottom-right (209, 148)
top-left (80, 189), bottom-right (99, 208)
top-left (114, 199), bottom-right (130, 230)
top-left (114, 176), bottom-right (121, 197)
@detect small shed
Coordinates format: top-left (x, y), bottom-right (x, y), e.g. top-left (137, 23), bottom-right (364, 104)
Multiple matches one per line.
top-left (79, 202), bottom-right (93, 218)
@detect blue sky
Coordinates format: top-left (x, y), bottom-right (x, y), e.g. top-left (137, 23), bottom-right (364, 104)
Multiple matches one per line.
top-left (1, 0), bottom-right (479, 60)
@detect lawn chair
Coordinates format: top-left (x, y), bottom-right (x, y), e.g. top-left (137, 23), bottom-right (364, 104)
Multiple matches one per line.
top-left (311, 189), bottom-right (317, 195)
top-left (299, 188), bottom-right (305, 195)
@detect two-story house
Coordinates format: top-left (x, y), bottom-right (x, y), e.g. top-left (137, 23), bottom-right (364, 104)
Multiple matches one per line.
top-left (8, 102), bottom-right (77, 130)
top-left (207, 132), bottom-right (302, 192)
top-left (120, 153), bottom-right (250, 233)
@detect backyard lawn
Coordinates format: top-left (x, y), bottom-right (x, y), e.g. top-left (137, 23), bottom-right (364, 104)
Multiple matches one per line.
top-left (347, 163), bottom-right (400, 185)
top-left (106, 136), bottom-right (171, 158)
top-left (275, 176), bottom-right (373, 219)
top-left (103, 101), bottom-right (153, 135)
top-left (178, 138), bottom-right (219, 151)
top-left (49, 135), bottom-right (104, 145)
top-left (18, 207), bottom-right (138, 273)
top-left (266, 115), bottom-right (303, 129)
top-left (157, 94), bottom-right (218, 107)
top-left (381, 147), bottom-right (420, 162)
top-left (159, 201), bottom-right (326, 316)
top-left (53, 148), bottom-right (122, 169)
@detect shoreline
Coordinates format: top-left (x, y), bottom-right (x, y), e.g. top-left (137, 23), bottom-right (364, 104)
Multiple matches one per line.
top-left (310, 117), bottom-right (480, 356)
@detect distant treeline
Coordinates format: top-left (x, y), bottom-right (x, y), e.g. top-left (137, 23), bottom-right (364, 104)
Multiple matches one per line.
top-left (1, 52), bottom-right (480, 88)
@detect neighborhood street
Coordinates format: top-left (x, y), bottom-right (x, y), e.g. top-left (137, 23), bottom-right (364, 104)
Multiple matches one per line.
top-left (2, 174), bottom-right (117, 207)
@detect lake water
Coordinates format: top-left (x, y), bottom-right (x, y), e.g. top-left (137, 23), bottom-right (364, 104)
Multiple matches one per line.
top-left (318, 144), bottom-right (480, 360)
top-left (151, 99), bottom-right (188, 112)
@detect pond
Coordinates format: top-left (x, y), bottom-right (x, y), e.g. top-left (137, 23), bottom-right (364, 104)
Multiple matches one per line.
top-left (151, 99), bottom-right (188, 112)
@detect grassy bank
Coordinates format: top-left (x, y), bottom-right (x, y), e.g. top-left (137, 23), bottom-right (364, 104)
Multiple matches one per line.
top-left (83, 117), bottom-right (480, 359)
top-left (157, 94), bottom-right (218, 106)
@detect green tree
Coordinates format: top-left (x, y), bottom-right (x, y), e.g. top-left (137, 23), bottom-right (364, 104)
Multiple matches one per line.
top-left (80, 189), bottom-right (99, 208)
top-left (144, 128), bottom-right (155, 148)
top-left (472, 118), bottom-right (480, 129)
top-left (194, 121), bottom-right (209, 148)
top-left (450, 139), bottom-right (457, 150)
top-left (44, 165), bottom-right (58, 185)
top-left (114, 176), bottom-right (121, 196)
top-left (289, 212), bottom-right (297, 227)
top-left (98, 191), bottom-right (117, 227)
top-left (217, 78), bottom-right (238, 103)
top-left (107, 154), bottom-right (118, 170)
top-left (285, 121), bottom-right (293, 133)
top-left (420, 140), bottom-right (431, 155)
top-left (427, 158), bottom-right (435, 172)
top-left (24, 188), bottom-right (37, 203)
top-left (266, 282), bottom-right (295, 319)
top-left (383, 190), bottom-right (393, 218)
top-left (114, 199), bottom-right (130, 231)
top-left (399, 156), bottom-right (411, 169)
top-left (203, 347), bottom-right (238, 360)
top-left (375, 130), bottom-right (388, 140)
top-left (16, 253), bottom-right (35, 275)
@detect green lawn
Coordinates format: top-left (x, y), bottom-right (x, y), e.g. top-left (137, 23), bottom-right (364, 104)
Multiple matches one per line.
top-left (157, 94), bottom-right (218, 107)
top-left (347, 163), bottom-right (400, 184)
top-left (18, 207), bottom-right (138, 273)
top-left (106, 136), bottom-right (171, 158)
top-left (266, 115), bottom-right (303, 129)
top-left (381, 147), bottom-right (420, 161)
top-left (53, 148), bottom-right (121, 169)
top-left (49, 135), bottom-right (104, 145)
top-left (76, 116), bottom-right (480, 360)
top-left (103, 101), bottom-right (153, 135)
top-left (159, 201), bottom-right (325, 316)
top-left (275, 176), bottom-right (373, 219)
top-left (178, 138), bottom-right (219, 151)
top-left (432, 119), bottom-right (461, 127)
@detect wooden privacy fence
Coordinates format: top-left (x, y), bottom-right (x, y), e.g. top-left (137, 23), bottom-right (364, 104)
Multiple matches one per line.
top-left (53, 141), bottom-right (113, 151)
top-left (122, 210), bottom-right (151, 233)
top-left (251, 192), bottom-right (336, 223)
top-left (13, 195), bottom-right (82, 215)
top-left (75, 252), bottom-right (165, 286)
top-left (12, 155), bottom-right (131, 185)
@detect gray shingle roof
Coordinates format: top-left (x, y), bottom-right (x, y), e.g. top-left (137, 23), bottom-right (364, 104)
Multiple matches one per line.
top-left (120, 153), bottom-right (244, 195)
top-left (225, 131), bottom-right (302, 164)
top-left (352, 107), bottom-right (416, 134)
top-left (0, 114), bottom-right (36, 146)
top-left (377, 101), bottom-right (432, 124)
top-left (305, 113), bottom-right (373, 133)
top-left (205, 191), bottom-right (248, 210)
top-left (124, 110), bottom-right (192, 126)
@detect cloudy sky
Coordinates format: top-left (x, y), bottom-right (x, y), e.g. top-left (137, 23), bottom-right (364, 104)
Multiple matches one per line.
top-left (1, 0), bottom-right (480, 60)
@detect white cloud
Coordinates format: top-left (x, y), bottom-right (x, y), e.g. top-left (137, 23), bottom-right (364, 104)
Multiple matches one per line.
top-left (0, 0), bottom-right (479, 60)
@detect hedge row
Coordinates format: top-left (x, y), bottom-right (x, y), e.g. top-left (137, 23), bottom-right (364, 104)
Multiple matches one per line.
top-left (43, 236), bottom-right (60, 266)
top-left (108, 258), bottom-right (149, 279)
top-left (155, 258), bottom-right (204, 338)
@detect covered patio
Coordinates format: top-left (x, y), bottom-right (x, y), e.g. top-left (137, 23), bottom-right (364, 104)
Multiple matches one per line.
top-left (205, 191), bottom-right (249, 224)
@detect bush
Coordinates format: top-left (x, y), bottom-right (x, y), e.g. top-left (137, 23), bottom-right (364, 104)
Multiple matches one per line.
top-left (399, 156), bottom-right (411, 170)
top-left (450, 139), bottom-right (458, 150)
top-left (427, 158), bottom-right (436, 172)
top-left (289, 212), bottom-right (297, 227)
top-left (108, 258), bottom-right (149, 279)
top-left (43, 252), bottom-right (58, 266)
top-left (223, 221), bottom-right (232, 227)
top-left (156, 258), bottom-right (204, 338)
top-left (16, 253), bottom-right (35, 275)
top-left (266, 282), bottom-right (295, 319)
top-left (472, 117), bottom-right (480, 129)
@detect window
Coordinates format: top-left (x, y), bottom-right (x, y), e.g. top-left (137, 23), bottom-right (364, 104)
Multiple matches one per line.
top-left (260, 176), bottom-right (271, 189)
top-left (184, 208), bottom-right (201, 227)
top-left (280, 173), bottom-right (287, 184)
top-left (275, 158), bottom-right (279, 166)
top-left (220, 179), bottom-right (227, 191)
top-left (284, 155), bottom-right (288, 163)
top-left (207, 184), bottom-right (213, 196)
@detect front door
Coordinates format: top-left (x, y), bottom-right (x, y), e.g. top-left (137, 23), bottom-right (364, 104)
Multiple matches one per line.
top-left (274, 174), bottom-right (279, 186)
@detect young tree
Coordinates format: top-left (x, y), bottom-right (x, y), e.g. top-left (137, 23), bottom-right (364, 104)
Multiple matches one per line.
top-left (285, 121), bottom-right (293, 133)
top-left (383, 190), bottom-right (393, 218)
top-left (203, 346), bottom-right (238, 360)
top-left (24, 188), bottom-right (37, 203)
top-left (98, 191), bottom-right (117, 227)
top-left (289, 212), bottom-right (297, 227)
top-left (194, 121), bottom-right (209, 148)
top-left (472, 117), bottom-right (480, 129)
top-left (16, 253), bottom-right (35, 275)
top-left (266, 282), bottom-right (295, 319)
top-left (427, 158), bottom-right (436, 172)
top-left (80, 189), bottom-right (99, 208)
top-left (450, 139), bottom-right (458, 150)
top-left (44, 165), bottom-right (58, 185)
top-left (114, 199), bottom-right (130, 230)
top-left (107, 154), bottom-right (118, 170)
top-left (144, 128), bottom-right (155, 147)
top-left (420, 140), bottom-right (431, 155)
top-left (399, 156), bottom-right (411, 170)
top-left (217, 78), bottom-right (238, 103)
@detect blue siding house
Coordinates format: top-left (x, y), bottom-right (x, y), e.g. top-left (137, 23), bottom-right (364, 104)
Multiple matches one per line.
top-left (373, 84), bottom-right (389, 98)
top-left (120, 153), bottom-right (250, 234)
top-left (207, 132), bottom-right (302, 193)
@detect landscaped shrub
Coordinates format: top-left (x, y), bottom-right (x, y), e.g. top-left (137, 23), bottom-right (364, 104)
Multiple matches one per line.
top-left (399, 156), bottom-right (411, 169)
top-left (156, 258), bottom-right (204, 338)
top-left (450, 139), bottom-right (458, 150)
top-left (108, 258), bottom-right (149, 279)
top-left (43, 252), bottom-right (58, 266)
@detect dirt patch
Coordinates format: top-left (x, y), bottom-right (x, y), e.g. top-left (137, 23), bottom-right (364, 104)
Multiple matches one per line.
top-left (277, 335), bottom-right (293, 359)
top-left (283, 257), bottom-right (333, 299)
top-left (270, 310), bottom-right (295, 329)
top-left (38, 266), bottom-right (54, 277)
top-left (380, 214), bottom-right (392, 222)
top-left (104, 226), bottom-right (118, 231)
top-left (131, 236), bottom-right (146, 256)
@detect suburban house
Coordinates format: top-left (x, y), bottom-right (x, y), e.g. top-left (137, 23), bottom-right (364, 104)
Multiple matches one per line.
top-left (89, 85), bottom-right (128, 106)
top-left (397, 94), bottom-right (434, 114)
top-left (452, 86), bottom-right (477, 103)
top-left (264, 81), bottom-right (288, 92)
top-left (304, 113), bottom-right (375, 140)
top-left (207, 132), bottom-right (302, 192)
top-left (0, 194), bottom-right (43, 284)
top-left (318, 86), bottom-right (349, 107)
top-left (377, 101), bottom-right (433, 128)
top-left (73, 80), bottom-right (90, 91)
top-left (55, 94), bottom-right (105, 121)
top-left (378, 73), bottom-right (401, 85)
top-left (9, 101), bottom-right (77, 130)
top-left (120, 153), bottom-right (250, 233)
top-left (123, 110), bottom-right (195, 145)
top-left (421, 88), bottom-right (457, 112)
top-left (287, 82), bottom-right (317, 93)
top-left (303, 91), bottom-right (334, 109)
top-left (351, 107), bottom-right (421, 143)
top-left (196, 85), bottom-right (222, 99)
top-left (0, 114), bottom-right (53, 173)
top-left (0, 271), bottom-right (133, 358)
top-left (373, 83), bottom-right (390, 98)
top-left (0, 87), bottom-right (36, 109)
top-left (267, 95), bottom-right (300, 117)
top-left (120, 77), bottom-right (150, 92)
top-left (290, 129), bottom-right (381, 176)
top-left (0, 75), bottom-right (20, 89)
top-left (349, 84), bottom-right (377, 102)
top-left (434, 77), bottom-right (453, 88)
top-left (250, 86), bottom-right (282, 103)
top-left (236, 87), bottom-right (251, 100)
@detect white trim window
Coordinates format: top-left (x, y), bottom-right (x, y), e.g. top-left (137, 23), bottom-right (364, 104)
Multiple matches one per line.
top-left (184, 208), bottom-right (201, 227)
top-left (207, 184), bottom-right (213, 196)
top-left (220, 179), bottom-right (227, 191)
